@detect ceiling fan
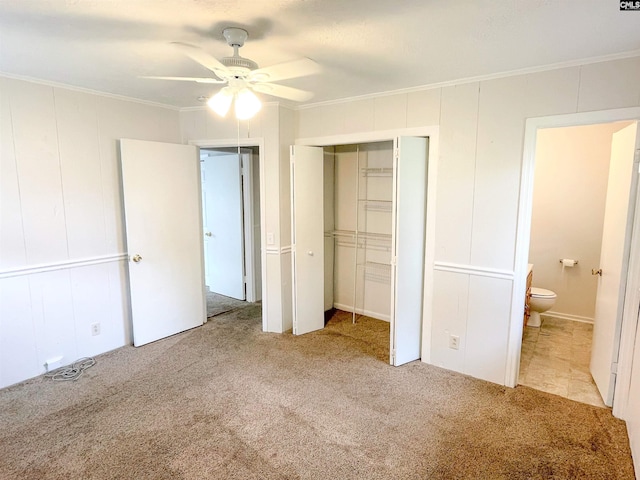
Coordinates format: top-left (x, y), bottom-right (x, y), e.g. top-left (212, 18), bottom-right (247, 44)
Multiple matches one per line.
top-left (143, 27), bottom-right (320, 119)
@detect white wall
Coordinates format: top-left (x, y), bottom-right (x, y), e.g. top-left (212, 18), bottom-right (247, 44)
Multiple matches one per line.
top-left (180, 103), bottom-right (295, 333)
top-left (295, 56), bottom-right (640, 385)
top-left (0, 77), bottom-right (180, 388)
top-left (530, 123), bottom-right (630, 321)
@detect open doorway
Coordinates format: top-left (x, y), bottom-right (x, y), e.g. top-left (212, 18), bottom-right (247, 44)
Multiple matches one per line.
top-left (517, 121), bottom-right (638, 408)
top-left (200, 146), bottom-right (261, 319)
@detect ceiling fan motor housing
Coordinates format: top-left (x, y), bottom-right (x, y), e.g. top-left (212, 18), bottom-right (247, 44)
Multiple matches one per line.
top-left (221, 56), bottom-right (258, 71)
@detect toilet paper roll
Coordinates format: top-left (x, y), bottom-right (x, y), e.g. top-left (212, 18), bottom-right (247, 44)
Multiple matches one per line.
top-left (561, 259), bottom-right (576, 267)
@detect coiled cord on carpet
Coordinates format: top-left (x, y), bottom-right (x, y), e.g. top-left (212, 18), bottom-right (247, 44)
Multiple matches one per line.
top-left (44, 357), bottom-right (96, 381)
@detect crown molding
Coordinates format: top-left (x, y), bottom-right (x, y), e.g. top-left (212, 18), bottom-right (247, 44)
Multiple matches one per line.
top-left (5, 48), bottom-right (639, 114)
top-left (0, 72), bottom-right (180, 110)
top-left (297, 49), bottom-right (640, 110)
top-left (179, 100), bottom-right (285, 113)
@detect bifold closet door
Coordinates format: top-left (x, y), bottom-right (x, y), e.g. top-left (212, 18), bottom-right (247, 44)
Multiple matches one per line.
top-left (391, 136), bottom-right (428, 366)
top-left (290, 145), bottom-right (325, 335)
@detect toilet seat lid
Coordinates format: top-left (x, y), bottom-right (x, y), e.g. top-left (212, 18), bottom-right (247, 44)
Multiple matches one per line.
top-left (531, 287), bottom-right (556, 298)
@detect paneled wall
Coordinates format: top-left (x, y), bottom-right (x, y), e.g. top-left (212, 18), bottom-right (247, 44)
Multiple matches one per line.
top-left (0, 77), bottom-right (180, 388)
top-left (295, 56), bottom-right (640, 385)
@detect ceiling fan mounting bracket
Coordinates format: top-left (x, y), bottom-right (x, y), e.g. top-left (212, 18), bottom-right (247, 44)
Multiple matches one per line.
top-left (223, 28), bottom-right (248, 47)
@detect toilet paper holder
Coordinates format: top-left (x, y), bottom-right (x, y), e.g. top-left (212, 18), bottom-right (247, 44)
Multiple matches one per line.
top-left (559, 258), bottom-right (578, 266)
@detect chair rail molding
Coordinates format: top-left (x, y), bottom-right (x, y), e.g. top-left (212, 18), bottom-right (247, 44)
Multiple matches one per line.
top-left (0, 253), bottom-right (128, 279)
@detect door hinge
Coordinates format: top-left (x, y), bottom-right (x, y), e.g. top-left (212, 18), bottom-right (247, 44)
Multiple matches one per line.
top-left (394, 148), bottom-right (399, 160)
top-left (611, 362), bottom-right (618, 374)
top-left (391, 349), bottom-right (396, 364)
top-left (391, 256), bottom-right (397, 266)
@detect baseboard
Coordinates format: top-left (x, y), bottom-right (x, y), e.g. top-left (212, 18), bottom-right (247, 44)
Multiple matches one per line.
top-left (544, 311), bottom-right (594, 324)
top-left (333, 303), bottom-right (390, 322)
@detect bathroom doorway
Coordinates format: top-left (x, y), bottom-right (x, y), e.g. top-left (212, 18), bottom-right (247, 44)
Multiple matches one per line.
top-left (518, 120), bottom-right (638, 408)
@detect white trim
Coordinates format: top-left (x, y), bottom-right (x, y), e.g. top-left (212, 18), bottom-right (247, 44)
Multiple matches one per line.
top-left (612, 122), bottom-right (640, 419)
top-left (0, 72), bottom-right (179, 110)
top-left (280, 246), bottom-right (292, 254)
top-left (297, 50), bottom-right (640, 110)
top-left (240, 149), bottom-right (256, 303)
top-left (180, 101), bottom-right (285, 112)
top-left (189, 137), bottom-right (268, 331)
top-left (0, 253), bottom-right (128, 279)
top-left (434, 261), bottom-right (514, 280)
top-left (543, 311), bottom-right (594, 324)
top-left (266, 248), bottom-right (280, 255)
top-left (6, 50), bottom-right (640, 113)
top-left (509, 107), bottom-right (640, 404)
top-left (333, 303), bottom-right (390, 322)
top-left (295, 127), bottom-right (436, 148)
top-left (189, 138), bottom-right (265, 149)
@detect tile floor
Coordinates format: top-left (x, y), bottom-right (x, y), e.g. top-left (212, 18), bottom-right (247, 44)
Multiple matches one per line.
top-left (518, 316), bottom-right (607, 408)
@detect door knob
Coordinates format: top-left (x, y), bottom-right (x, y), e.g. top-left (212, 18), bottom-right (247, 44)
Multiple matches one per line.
top-left (205, 232), bottom-right (212, 237)
top-left (308, 251), bottom-right (314, 256)
top-left (132, 254), bottom-right (142, 263)
top-left (592, 268), bottom-right (602, 276)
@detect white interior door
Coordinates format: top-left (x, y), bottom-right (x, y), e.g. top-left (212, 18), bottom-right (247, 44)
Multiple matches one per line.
top-left (241, 150), bottom-right (260, 303)
top-left (391, 136), bottom-right (428, 366)
top-left (120, 139), bottom-right (205, 347)
top-left (202, 153), bottom-right (245, 300)
top-left (590, 122), bottom-right (639, 406)
top-left (291, 145), bottom-right (325, 335)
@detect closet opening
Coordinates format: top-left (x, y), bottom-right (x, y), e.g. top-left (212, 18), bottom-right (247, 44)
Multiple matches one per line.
top-left (323, 142), bottom-right (394, 362)
top-left (291, 136), bottom-right (430, 366)
top-left (325, 143), bottom-right (393, 314)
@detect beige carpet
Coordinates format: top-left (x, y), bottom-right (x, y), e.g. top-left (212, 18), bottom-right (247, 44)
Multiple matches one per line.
top-left (0, 305), bottom-right (634, 479)
top-left (206, 291), bottom-right (247, 318)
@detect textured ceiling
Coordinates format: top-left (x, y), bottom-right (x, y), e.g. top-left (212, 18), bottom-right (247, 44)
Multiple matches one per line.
top-left (1, 1), bottom-right (639, 108)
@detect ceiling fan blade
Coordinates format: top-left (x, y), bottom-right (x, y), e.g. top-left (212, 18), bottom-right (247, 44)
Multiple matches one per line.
top-left (248, 58), bottom-right (320, 83)
top-left (170, 42), bottom-right (229, 77)
top-left (140, 76), bottom-right (226, 84)
top-left (252, 83), bottom-right (314, 102)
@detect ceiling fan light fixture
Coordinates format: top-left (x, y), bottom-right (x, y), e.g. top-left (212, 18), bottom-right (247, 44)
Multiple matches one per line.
top-left (235, 88), bottom-right (262, 120)
top-left (207, 87), bottom-right (233, 117)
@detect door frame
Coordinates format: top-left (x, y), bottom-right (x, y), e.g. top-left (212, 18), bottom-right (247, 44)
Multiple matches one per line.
top-left (295, 126), bottom-right (439, 363)
top-left (200, 148), bottom-right (260, 302)
top-left (200, 150), bottom-right (247, 300)
top-left (191, 138), bottom-right (267, 330)
top-left (509, 107), bottom-right (640, 419)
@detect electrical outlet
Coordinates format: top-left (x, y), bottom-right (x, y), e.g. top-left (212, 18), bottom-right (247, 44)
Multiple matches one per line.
top-left (267, 232), bottom-right (275, 245)
top-left (91, 323), bottom-right (101, 336)
top-left (449, 334), bottom-right (460, 350)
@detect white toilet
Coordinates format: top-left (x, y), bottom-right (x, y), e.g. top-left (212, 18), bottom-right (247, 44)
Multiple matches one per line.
top-left (528, 287), bottom-right (557, 327)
